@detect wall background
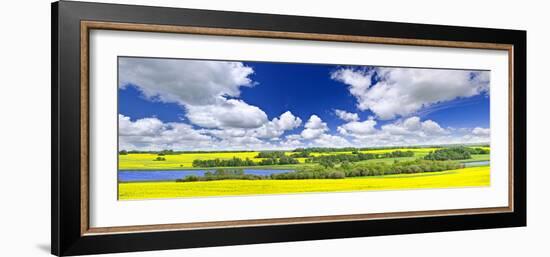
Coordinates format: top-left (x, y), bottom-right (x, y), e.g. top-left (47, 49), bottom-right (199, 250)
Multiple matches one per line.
top-left (0, 0), bottom-right (546, 256)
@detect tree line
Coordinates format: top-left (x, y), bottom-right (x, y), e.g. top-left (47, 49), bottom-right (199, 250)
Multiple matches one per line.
top-left (192, 150), bottom-right (415, 168)
top-left (192, 156), bottom-right (299, 168)
top-left (271, 159), bottom-right (463, 180)
top-left (307, 150), bottom-right (414, 168)
top-left (424, 146), bottom-right (489, 161)
top-left (177, 169), bottom-right (266, 182)
top-left (177, 159), bottom-right (464, 182)
top-left (255, 151), bottom-right (287, 159)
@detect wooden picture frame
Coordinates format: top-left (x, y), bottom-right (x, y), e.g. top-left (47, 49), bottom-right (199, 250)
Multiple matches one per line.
top-left (52, 1), bottom-right (526, 256)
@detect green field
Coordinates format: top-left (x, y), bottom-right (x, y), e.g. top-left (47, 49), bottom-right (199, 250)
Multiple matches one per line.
top-left (119, 166), bottom-right (490, 200)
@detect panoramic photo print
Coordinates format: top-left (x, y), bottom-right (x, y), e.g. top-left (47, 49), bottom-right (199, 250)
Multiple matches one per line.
top-left (117, 57), bottom-right (491, 200)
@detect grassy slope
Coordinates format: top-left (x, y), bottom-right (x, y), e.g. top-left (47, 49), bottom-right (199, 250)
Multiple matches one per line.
top-left (119, 166), bottom-right (490, 200)
top-left (462, 154), bottom-right (491, 162)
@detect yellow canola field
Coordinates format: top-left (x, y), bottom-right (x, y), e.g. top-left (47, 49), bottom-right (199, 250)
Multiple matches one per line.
top-left (119, 166), bottom-right (490, 200)
top-left (120, 152), bottom-right (263, 169)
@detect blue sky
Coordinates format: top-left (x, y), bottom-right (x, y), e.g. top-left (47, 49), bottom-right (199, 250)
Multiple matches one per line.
top-left (118, 57), bottom-right (490, 151)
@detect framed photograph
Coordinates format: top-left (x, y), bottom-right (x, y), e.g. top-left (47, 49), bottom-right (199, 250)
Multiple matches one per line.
top-left (52, 1), bottom-right (526, 256)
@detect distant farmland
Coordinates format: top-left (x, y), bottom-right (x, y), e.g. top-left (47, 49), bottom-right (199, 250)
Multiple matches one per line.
top-left (118, 146), bottom-right (490, 199)
top-left (119, 147), bottom-right (489, 170)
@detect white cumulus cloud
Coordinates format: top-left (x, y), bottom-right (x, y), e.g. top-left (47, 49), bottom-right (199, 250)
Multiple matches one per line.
top-left (331, 67), bottom-right (490, 120)
top-left (274, 111), bottom-right (303, 131)
top-left (119, 57), bottom-right (270, 129)
top-left (185, 99), bottom-right (268, 129)
top-left (472, 127), bottom-right (490, 136)
top-left (334, 109), bottom-right (359, 122)
top-left (301, 115), bottom-right (329, 139)
top-left (119, 58), bottom-right (491, 150)
top-left (118, 114), bottom-right (214, 151)
top-left (250, 111), bottom-right (302, 139)
top-left (381, 116), bottom-right (448, 136)
top-left (337, 117), bottom-right (377, 137)
top-left (119, 114), bottom-right (164, 137)
top-left (119, 58), bottom-right (255, 105)
top-left (313, 134), bottom-right (351, 147)
top-left (461, 127), bottom-right (490, 144)
top-left (335, 116), bottom-right (463, 146)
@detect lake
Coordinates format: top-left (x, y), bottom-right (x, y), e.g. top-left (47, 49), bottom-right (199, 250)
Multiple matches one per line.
top-left (463, 160), bottom-right (490, 167)
top-left (118, 169), bottom-right (294, 182)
